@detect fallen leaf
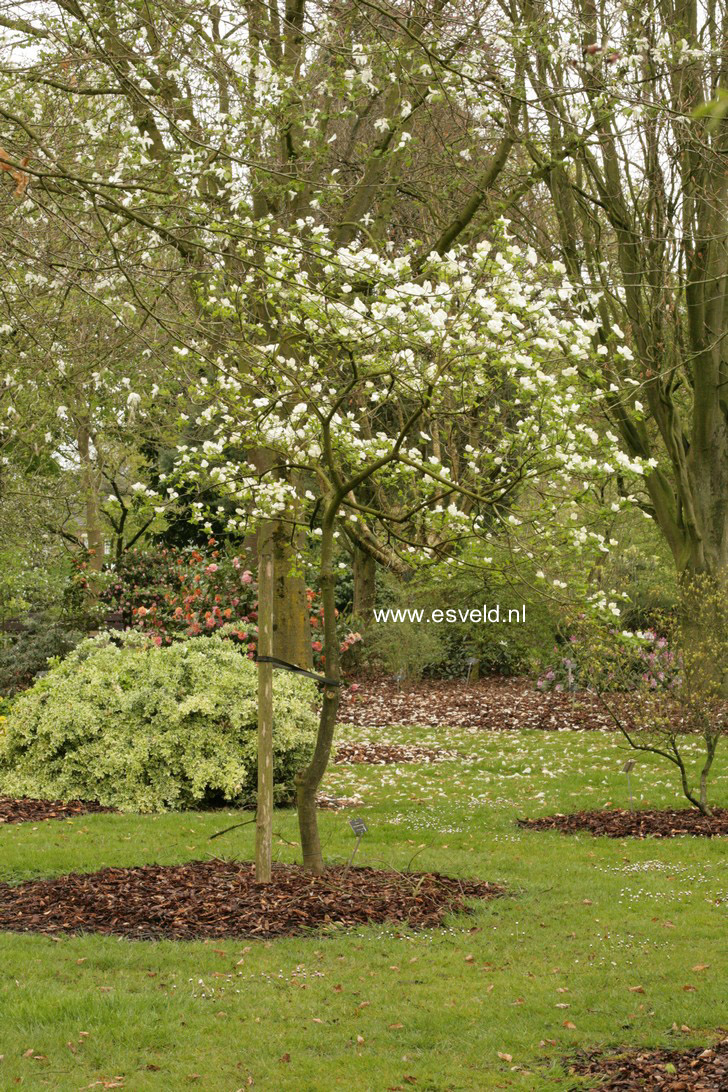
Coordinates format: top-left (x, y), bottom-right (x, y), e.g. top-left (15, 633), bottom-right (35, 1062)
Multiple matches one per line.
top-left (389, 1023), bottom-right (404, 1030)
top-left (692, 963), bottom-right (710, 972)
top-left (497, 1052), bottom-right (512, 1062)
top-left (278, 1054), bottom-right (290, 1064)
top-left (563, 1021), bottom-right (576, 1030)
top-left (628, 986), bottom-right (645, 994)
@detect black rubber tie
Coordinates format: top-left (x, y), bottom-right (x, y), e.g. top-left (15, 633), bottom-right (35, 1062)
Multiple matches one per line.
top-left (253, 654), bottom-right (343, 688)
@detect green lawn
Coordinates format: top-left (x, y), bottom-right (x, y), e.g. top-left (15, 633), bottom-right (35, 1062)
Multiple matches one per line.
top-left (0, 722), bottom-right (726, 1090)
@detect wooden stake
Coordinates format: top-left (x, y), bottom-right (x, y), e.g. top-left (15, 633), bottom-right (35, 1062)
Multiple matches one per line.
top-left (255, 522), bottom-right (274, 883)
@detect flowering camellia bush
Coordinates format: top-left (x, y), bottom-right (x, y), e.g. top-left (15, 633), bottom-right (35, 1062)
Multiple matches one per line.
top-left (93, 542), bottom-right (360, 668)
top-left (0, 633), bottom-right (317, 812)
top-left (94, 543), bottom-right (258, 645)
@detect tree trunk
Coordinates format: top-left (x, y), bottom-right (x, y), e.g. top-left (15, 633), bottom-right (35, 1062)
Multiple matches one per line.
top-left (296, 502), bottom-right (341, 873)
top-left (255, 522), bottom-right (274, 882)
top-left (272, 522), bottom-right (312, 668)
top-left (352, 546), bottom-right (376, 626)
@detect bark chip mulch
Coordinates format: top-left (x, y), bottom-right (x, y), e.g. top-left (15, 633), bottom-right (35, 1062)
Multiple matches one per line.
top-left (518, 807), bottom-right (728, 839)
top-left (340, 676), bottom-right (613, 731)
top-left (335, 740), bottom-right (462, 764)
top-left (0, 796), bottom-right (113, 825)
top-left (0, 860), bottom-right (503, 940)
top-left (567, 1037), bottom-right (728, 1090)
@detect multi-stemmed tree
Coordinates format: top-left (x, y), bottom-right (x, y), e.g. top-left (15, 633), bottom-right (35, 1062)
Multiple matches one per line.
top-left (502, 0), bottom-right (728, 583)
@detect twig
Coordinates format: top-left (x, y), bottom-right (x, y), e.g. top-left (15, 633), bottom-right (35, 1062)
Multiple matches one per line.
top-left (208, 817), bottom-right (256, 841)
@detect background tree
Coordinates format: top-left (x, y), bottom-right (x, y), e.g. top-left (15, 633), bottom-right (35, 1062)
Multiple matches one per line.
top-left (505, 0), bottom-right (728, 581)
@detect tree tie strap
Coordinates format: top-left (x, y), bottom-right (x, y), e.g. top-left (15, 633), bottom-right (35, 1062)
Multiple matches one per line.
top-left (253, 655), bottom-right (343, 688)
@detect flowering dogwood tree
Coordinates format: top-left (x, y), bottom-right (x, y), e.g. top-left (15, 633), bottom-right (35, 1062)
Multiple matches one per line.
top-left (158, 225), bottom-right (646, 870)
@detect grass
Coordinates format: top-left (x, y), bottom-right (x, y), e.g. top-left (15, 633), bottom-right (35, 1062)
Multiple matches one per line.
top-left (0, 722), bottom-right (726, 1090)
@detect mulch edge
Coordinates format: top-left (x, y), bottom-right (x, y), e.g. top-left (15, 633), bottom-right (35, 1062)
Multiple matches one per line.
top-left (0, 859), bottom-right (505, 941)
top-left (517, 806), bottom-right (728, 839)
top-left (564, 1034), bottom-right (728, 1090)
top-left (0, 796), bottom-right (115, 825)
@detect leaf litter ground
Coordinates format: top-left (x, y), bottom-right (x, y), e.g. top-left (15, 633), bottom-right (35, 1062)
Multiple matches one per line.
top-left (567, 1035), bottom-right (728, 1090)
top-left (341, 675), bottom-right (613, 730)
top-left (518, 807), bottom-right (728, 838)
top-left (0, 796), bottom-right (112, 825)
top-left (0, 860), bottom-right (503, 940)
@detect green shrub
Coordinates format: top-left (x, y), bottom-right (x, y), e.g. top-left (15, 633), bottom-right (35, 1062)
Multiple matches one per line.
top-left (0, 624), bottom-right (85, 697)
top-left (359, 567), bottom-right (558, 679)
top-left (360, 620), bottom-right (447, 680)
top-left (0, 633), bottom-right (317, 812)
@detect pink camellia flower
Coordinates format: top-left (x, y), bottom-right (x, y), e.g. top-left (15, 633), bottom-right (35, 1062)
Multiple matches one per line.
top-left (311, 640), bottom-right (323, 652)
top-left (205, 563), bottom-right (219, 574)
top-left (232, 556), bottom-right (241, 569)
top-left (241, 570), bottom-right (253, 584)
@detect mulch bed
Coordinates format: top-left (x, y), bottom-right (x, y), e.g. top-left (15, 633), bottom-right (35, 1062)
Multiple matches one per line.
top-left (340, 676), bottom-right (613, 731)
top-left (0, 796), bottom-right (113, 825)
top-left (518, 807), bottom-right (728, 839)
top-left (0, 860), bottom-right (503, 940)
top-left (567, 1037), bottom-right (728, 1090)
top-left (335, 740), bottom-right (462, 764)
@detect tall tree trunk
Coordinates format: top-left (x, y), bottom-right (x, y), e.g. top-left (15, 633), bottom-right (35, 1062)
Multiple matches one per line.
top-left (272, 522), bottom-right (312, 667)
top-left (255, 522), bottom-right (274, 882)
top-left (296, 502), bottom-right (341, 874)
top-left (352, 546), bottom-right (376, 626)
